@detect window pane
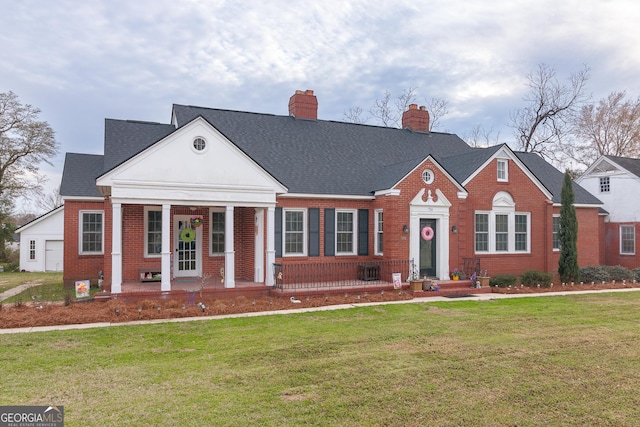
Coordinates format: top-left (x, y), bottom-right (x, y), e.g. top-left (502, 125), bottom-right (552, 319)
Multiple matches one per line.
top-left (515, 214), bottom-right (527, 251)
top-left (552, 216), bottom-right (560, 250)
top-left (621, 225), bottom-right (635, 254)
top-left (376, 211), bottom-right (383, 254)
top-left (475, 213), bottom-right (488, 252)
top-left (211, 212), bottom-right (225, 254)
top-left (82, 213), bottom-right (102, 253)
top-left (336, 212), bottom-right (354, 253)
top-left (147, 210), bottom-right (162, 255)
top-left (284, 211), bottom-right (304, 254)
top-left (495, 214), bottom-right (508, 251)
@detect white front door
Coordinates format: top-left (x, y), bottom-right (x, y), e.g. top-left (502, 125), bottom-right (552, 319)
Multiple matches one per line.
top-left (45, 240), bottom-right (64, 272)
top-left (174, 215), bottom-right (201, 277)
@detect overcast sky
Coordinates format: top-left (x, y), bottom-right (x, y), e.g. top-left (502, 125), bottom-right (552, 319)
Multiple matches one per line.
top-left (3, 0), bottom-right (640, 213)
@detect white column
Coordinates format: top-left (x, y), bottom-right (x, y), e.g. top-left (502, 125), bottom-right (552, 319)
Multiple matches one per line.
top-left (111, 203), bottom-right (122, 294)
top-left (224, 206), bottom-right (235, 288)
top-left (161, 204), bottom-right (171, 292)
top-left (265, 206), bottom-right (276, 286)
top-left (254, 208), bottom-right (264, 282)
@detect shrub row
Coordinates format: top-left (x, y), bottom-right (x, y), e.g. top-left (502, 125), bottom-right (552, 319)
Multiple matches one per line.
top-left (579, 265), bottom-right (640, 283)
top-left (488, 265), bottom-right (640, 288)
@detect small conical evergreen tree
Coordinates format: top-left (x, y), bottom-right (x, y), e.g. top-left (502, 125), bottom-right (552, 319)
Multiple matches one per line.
top-left (558, 171), bottom-right (580, 282)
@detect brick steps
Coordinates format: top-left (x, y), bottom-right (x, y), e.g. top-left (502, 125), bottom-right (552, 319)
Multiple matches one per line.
top-left (410, 279), bottom-right (493, 298)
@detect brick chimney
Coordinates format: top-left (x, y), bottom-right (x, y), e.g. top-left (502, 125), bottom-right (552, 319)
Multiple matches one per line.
top-left (402, 104), bottom-right (430, 132)
top-left (288, 89), bottom-right (318, 120)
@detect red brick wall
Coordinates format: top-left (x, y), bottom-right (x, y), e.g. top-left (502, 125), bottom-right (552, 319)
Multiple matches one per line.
top-left (63, 200), bottom-right (107, 287)
top-left (604, 221), bottom-right (640, 269)
top-left (64, 157), bottom-right (605, 285)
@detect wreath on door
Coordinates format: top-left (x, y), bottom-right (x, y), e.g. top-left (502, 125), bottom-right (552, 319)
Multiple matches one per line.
top-left (180, 227), bottom-right (196, 243)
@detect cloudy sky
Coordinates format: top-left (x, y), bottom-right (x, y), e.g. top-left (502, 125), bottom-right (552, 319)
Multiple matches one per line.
top-left (3, 0), bottom-right (640, 213)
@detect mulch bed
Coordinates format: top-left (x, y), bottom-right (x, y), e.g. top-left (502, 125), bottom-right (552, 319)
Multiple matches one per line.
top-left (0, 290), bottom-right (414, 329)
top-left (1, 282), bottom-right (638, 329)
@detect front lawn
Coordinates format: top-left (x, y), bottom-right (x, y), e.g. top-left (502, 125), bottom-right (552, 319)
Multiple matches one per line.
top-left (1, 292), bottom-right (640, 426)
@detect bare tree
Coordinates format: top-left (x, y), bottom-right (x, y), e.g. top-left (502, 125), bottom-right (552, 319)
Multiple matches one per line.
top-left (344, 87), bottom-right (449, 131)
top-left (571, 91), bottom-right (640, 167)
top-left (36, 186), bottom-right (63, 213)
top-left (463, 124), bottom-right (501, 148)
top-left (509, 63), bottom-right (590, 165)
top-left (342, 106), bottom-right (368, 124)
top-left (425, 97), bottom-right (449, 131)
top-left (0, 91), bottom-right (58, 208)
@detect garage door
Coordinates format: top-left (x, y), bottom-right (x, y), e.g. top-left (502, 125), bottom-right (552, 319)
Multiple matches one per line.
top-left (45, 240), bottom-right (64, 272)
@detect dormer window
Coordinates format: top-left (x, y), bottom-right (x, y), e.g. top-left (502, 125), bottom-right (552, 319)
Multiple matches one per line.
top-left (599, 176), bottom-right (610, 193)
top-left (497, 159), bottom-right (508, 182)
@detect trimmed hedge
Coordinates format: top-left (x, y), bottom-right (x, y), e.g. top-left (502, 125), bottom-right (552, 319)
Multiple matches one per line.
top-left (520, 270), bottom-right (553, 287)
top-left (489, 274), bottom-right (518, 288)
top-left (579, 265), bottom-right (635, 283)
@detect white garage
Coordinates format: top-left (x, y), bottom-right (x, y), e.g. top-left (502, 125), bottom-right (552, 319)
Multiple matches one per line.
top-left (16, 206), bottom-right (64, 272)
top-left (44, 240), bottom-right (64, 272)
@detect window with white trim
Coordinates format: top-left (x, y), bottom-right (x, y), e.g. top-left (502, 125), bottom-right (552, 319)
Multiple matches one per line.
top-left (336, 210), bottom-right (356, 255)
top-left (552, 215), bottom-right (560, 251)
top-left (79, 211), bottom-right (103, 254)
top-left (475, 213), bottom-right (489, 252)
top-left (474, 192), bottom-right (530, 254)
top-left (599, 176), bottom-right (610, 193)
top-left (620, 225), bottom-right (635, 255)
top-left (497, 159), bottom-right (508, 182)
top-left (374, 210), bottom-right (383, 255)
top-left (210, 210), bottom-right (225, 255)
top-left (145, 207), bottom-right (162, 257)
top-left (284, 209), bottom-right (306, 256)
top-left (29, 240), bottom-right (36, 260)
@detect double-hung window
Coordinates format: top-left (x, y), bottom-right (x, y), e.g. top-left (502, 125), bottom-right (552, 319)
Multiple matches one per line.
top-left (552, 215), bottom-right (561, 250)
top-left (284, 209), bottom-right (306, 256)
top-left (145, 208), bottom-right (162, 257)
top-left (599, 176), bottom-right (610, 193)
top-left (374, 210), bottom-right (383, 255)
top-left (475, 213), bottom-right (489, 252)
top-left (474, 192), bottom-right (530, 254)
top-left (336, 210), bottom-right (356, 255)
top-left (80, 211), bottom-right (103, 254)
top-left (620, 225), bottom-right (635, 255)
top-left (210, 210), bottom-right (225, 255)
top-left (29, 240), bottom-right (36, 260)
top-left (497, 159), bottom-right (508, 182)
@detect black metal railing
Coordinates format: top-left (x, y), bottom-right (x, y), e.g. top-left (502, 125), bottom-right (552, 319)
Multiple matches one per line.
top-left (272, 259), bottom-right (410, 291)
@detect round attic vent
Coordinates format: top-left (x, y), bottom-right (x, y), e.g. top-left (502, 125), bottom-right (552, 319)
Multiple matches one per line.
top-left (192, 137), bottom-right (207, 152)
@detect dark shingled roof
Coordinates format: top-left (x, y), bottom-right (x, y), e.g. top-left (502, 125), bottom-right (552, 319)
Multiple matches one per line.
top-left (60, 153), bottom-right (104, 198)
top-left (438, 145), bottom-right (503, 183)
top-left (515, 151), bottom-right (602, 204)
top-left (171, 105), bottom-right (472, 196)
top-left (59, 103), bottom-right (602, 206)
top-left (103, 119), bottom-right (176, 172)
top-left (604, 155), bottom-right (640, 177)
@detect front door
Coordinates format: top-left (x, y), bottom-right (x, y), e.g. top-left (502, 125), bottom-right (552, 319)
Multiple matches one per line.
top-left (174, 215), bottom-right (201, 277)
top-left (419, 219), bottom-right (437, 277)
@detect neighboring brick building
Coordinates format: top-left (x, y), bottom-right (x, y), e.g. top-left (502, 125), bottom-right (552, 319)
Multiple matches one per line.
top-left (59, 90), bottom-right (603, 292)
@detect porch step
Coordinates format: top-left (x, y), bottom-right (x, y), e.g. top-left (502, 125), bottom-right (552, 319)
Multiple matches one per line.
top-left (411, 280), bottom-right (492, 298)
top-left (93, 292), bottom-right (113, 302)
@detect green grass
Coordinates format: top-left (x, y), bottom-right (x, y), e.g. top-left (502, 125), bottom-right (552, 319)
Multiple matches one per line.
top-left (2, 292), bottom-right (640, 426)
top-left (0, 272), bottom-right (69, 303)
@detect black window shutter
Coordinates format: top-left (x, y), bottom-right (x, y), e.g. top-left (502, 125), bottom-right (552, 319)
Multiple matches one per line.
top-left (324, 208), bottom-right (335, 256)
top-left (358, 209), bottom-right (369, 256)
top-left (308, 208), bottom-right (320, 257)
top-left (274, 207), bottom-right (282, 258)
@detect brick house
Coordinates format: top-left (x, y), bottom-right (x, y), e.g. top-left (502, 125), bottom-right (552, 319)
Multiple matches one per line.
top-left (577, 155), bottom-right (640, 269)
top-left (59, 90), bottom-right (603, 293)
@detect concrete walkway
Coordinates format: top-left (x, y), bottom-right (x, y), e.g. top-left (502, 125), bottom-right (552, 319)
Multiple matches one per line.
top-left (2, 287), bottom-right (639, 335)
top-left (0, 281), bottom-right (43, 303)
